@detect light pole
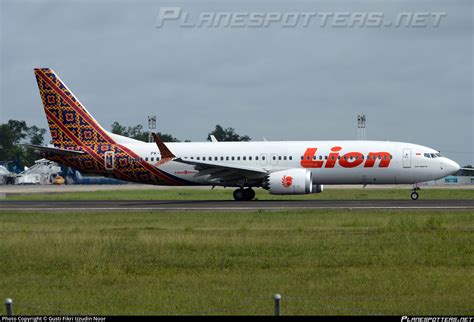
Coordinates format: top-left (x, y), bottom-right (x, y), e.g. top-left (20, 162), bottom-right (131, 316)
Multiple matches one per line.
top-left (148, 116), bottom-right (157, 143)
top-left (357, 114), bottom-right (366, 140)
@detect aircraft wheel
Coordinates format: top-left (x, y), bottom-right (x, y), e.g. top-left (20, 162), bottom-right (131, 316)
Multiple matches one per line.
top-left (410, 191), bottom-right (419, 200)
top-left (243, 188), bottom-right (256, 201)
top-left (233, 189), bottom-right (245, 201)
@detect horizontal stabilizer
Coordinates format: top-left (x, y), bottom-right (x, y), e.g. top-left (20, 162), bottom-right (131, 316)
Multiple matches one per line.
top-left (22, 144), bottom-right (85, 156)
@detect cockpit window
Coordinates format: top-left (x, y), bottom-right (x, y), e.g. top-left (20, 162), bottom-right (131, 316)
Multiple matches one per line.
top-left (430, 153), bottom-right (437, 158)
top-left (435, 153), bottom-right (442, 157)
top-left (424, 153), bottom-right (431, 158)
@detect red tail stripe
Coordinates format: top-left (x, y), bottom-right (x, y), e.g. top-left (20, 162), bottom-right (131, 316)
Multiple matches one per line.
top-left (119, 144), bottom-right (181, 185)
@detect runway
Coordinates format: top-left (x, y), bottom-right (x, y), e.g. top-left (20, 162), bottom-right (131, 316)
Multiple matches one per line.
top-left (1, 199), bottom-right (473, 211)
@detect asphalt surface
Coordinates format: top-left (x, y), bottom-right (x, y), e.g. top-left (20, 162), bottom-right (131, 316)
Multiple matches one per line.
top-left (1, 199), bottom-right (473, 211)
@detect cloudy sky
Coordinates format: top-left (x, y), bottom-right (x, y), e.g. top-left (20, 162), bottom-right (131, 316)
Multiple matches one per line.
top-left (1, 0), bottom-right (472, 165)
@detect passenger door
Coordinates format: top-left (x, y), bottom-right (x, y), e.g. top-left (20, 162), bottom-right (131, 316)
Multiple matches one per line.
top-left (402, 148), bottom-right (411, 168)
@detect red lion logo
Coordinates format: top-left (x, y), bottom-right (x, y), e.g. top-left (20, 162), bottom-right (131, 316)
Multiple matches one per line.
top-left (281, 175), bottom-right (293, 188)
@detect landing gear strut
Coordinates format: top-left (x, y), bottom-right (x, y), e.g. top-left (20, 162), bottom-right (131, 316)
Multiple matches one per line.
top-left (410, 185), bottom-right (420, 200)
top-left (233, 188), bottom-right (255, 201)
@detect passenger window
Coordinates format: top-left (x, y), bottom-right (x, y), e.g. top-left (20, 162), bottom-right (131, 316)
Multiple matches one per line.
top-left (289, 156), bottom-right (292, 160)
top-left (226, 157), bottom-right (229, 161)
top-left (284, 156), bottom-right (287, 160)
top-left (221, 157), bottom-right (224, 161)
top-left (231, 156), bottom-right (235, 161)
top-left (301, 156), bottom-right (304, 160)
top-left (256, 156), bottom-right (259, 161)
top-left (151, 157), bottom-right (154, 162)
top-left (243, 156), bottom-right (246, 161)
top-left (197, 157), bottom-right (200, 160)
top-left (249, 156), bottom-right (252, 161)
top-left (262, 156), bottom-right (265, 160)
top-left (145, 157), bottom-right (149, 161)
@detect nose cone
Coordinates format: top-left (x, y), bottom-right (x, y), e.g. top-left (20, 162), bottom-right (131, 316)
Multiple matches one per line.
top-left (445, 159), bottom-right (460, 175)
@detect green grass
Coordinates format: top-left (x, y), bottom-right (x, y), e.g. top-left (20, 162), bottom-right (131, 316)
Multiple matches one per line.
top-left (5, 188), bottom-right (474, 201)
top-left (0, 209), bottom-right (473, 315)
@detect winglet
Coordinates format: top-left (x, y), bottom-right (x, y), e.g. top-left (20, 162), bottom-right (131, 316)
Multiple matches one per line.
top-left (152, 133), bottom-right (175, 159)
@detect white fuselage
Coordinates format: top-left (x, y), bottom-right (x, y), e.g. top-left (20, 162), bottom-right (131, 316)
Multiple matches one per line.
top-left (121, 140), bottom-right (460, 186)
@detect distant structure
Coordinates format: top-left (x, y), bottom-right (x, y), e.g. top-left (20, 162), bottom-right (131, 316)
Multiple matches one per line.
top-left (148, 115), bottom-right (157, 143)
top-left (357, 114), bottom-right (366, 140)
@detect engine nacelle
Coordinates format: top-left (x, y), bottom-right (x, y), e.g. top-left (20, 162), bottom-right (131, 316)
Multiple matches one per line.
top-left (263, 169), bottom-right (312, 195)
top-left (312, 184), bottom-right (324, 193)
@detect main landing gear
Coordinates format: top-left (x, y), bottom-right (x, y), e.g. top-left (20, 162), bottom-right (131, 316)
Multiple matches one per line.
top-left (233, 188), bottom-right (256, 201)
top-left (410, 184), bottom-right (420, 200)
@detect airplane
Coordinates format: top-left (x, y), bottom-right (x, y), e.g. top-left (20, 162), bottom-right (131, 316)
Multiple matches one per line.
top-left (26, 68), bottom-right (461, 201)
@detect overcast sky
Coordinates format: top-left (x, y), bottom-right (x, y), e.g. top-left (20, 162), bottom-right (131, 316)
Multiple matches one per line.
top-left (1, 0), bottom-right (472, 165)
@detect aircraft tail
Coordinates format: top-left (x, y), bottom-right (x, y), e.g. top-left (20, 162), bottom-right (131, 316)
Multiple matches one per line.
top-left (34, 68), bottom-right (115, 147)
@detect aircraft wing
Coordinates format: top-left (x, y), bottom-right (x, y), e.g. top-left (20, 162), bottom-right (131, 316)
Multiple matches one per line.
top-left (22, 144), bottom-right (85, 156)
top-left (152, 133), bottom-right (267, 185)
top-left (173, 157), bottom-right (268, 184)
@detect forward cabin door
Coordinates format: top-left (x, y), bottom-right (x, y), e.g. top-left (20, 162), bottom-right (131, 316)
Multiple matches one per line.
top-left (402, 148), bottom-right (411, 168)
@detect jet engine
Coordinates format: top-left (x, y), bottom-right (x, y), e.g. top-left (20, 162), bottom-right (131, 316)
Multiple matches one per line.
top-left (262, 168), bottom-right (313, 195)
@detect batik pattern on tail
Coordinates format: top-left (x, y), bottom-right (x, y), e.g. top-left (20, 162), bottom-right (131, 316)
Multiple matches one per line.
top-left (34, 68), bottom-right (114, 147)
top-left (34, 68), bottom-right (188, 185)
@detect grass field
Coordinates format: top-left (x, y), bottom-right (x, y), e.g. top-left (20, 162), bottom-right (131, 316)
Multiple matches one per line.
top-left (1, 209), bottom-right (473, 315)
top-left (5, 188), bottom-right (474, 201)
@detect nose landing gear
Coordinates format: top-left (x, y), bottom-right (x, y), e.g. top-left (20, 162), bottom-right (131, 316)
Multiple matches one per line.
top-left (233, 188), bottom-right (256, 201)
top-left (410, 184), bottom-right (420, 200)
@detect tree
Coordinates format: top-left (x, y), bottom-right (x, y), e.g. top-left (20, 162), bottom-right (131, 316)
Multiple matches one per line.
top-left (207, 124), bottom-right (251, 142)
top-left (110, 122), bottom-right (181, 142)
top-left (157, 132), bottom-right (180, 142)
top-left (0, 120), bottom-right (46, 168)
top-left (111, 121), bottom-right (127, 136)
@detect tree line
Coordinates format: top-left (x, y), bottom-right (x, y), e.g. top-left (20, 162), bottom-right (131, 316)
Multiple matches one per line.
top-left (111, 122), bottom-right (251, 143)
top-left (0, 119), bottom-right (251, 167)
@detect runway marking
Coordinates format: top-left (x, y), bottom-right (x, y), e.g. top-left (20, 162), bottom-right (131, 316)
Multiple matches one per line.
top-left (1, 206), bottom-right (473, 211)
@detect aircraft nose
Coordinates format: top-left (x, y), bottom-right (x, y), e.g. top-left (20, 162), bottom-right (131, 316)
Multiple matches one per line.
top-left (445, 159), bottom-right (460, 175)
